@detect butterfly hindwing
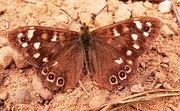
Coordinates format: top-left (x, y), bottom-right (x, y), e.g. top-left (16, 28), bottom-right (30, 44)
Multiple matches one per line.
top-left (35, 44), bottom-right (84, 91)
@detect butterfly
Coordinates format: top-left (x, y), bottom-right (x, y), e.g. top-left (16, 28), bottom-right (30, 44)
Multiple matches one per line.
top-left (8, 16), bottom-right (162, 92)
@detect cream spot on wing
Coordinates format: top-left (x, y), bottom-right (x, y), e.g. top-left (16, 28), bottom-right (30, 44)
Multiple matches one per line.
top-left (143, 32), bottom-right (149, 37)
top-left (27, 29), bottom-right (35, 39)
top-left (113, 28), bottom-right (120, 36)
top-left (43, 57), bottom-right (49, 62)
top-left (115, 58), bottom-right (123, 64)
top-left (134, 20), bottom-right (142, 29)
top-left (133, 44), bottom-right (140, 49)
top-left (41, 33), bottom-right (48, 40)
top-left (17, 33), bottom-right (23, 38)
top-left (33, 53), bottom-right (40, 58)
top-left (33, 42), bottom-right (41, 50)
top-left (51, 33), bottom-right (58, 41)
top-left (126, 50), bottom-right (132, 56)
top-left (22, 43), bottom-right (28, 47)
top-left (127, 60), bottom-right (133, 65)
top-left (146, 22), bottom-right (152, 26)
top-left (131, 34), bottom-right (138, 41)
top-left (52, 61), bottom-right (58, 66)
top-left (122, 25), bottom-right (129, 33)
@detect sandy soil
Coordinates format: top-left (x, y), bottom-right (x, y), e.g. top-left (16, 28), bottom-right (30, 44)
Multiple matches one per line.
top-left (0, 0), bottom-right (180, 111)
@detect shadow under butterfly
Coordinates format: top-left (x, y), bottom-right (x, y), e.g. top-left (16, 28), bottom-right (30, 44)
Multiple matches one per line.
top-left (8, 16), bottom-right (162, 92)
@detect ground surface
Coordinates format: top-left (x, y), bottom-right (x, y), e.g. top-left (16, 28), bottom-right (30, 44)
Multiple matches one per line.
top-left (0, 0), bottom-right (180, 111)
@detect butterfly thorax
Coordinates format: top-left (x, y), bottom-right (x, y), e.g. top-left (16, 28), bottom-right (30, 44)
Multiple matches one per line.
top-left (79, 25), bottom-right (93, 48)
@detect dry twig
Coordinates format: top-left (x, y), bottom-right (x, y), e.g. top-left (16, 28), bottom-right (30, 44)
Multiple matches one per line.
top-left (83, 89), bottom-right (180, 111)
top-left (171, 0), bottom-right (180, 28)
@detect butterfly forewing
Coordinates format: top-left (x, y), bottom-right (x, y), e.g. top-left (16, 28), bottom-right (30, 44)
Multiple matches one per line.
top-left (8, 26), bottom-right (79, 66)
top-left (8, 26), bottom-right (84, 91)
top-left (90, 17), bottom-right (162, 90)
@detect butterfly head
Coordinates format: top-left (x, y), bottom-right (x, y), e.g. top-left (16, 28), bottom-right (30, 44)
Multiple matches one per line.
top-left (80, 22), bottom-right (89, 33)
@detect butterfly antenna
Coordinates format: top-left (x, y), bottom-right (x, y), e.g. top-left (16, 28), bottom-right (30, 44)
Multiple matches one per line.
top-left (171, 0), bottom-right (180, 29)
top-left (96, 6), bottom-right (107, 16)
top-left (60, 8), bottom-right (84, 27)
top-left (79, 80), bottom-right (90, 96)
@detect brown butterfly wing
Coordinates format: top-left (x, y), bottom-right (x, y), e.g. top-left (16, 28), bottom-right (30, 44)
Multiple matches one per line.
top-left (8, 26), bottom-right (84, 91)
top-left (90, 17), bottom-right (162, 91)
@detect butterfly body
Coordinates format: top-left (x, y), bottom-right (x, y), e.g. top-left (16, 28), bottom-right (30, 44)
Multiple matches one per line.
top-left (8, 17), bottom-right (162, 92)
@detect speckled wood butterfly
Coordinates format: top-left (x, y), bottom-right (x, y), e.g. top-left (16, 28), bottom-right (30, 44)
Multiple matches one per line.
top-left (8, 16), bottom-right (162, 92)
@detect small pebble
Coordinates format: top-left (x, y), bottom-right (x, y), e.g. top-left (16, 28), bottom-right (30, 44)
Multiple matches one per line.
top-left (38, 106), bottom-right (49, 111)
top-left (131, 2), bottom-right (146, 17)
top-left (161, 25), bottom-right (174, 36)
top-left (79, 12), bottom-right (93, 25)
top-left (158, 1), bottom-right (172, 13)
top-left (85, 0), bottom-right (106, 15)
top-left (0, 37), bottom-right (8, 47)
top-left (0, 90), bottom-right (8, 100)
top-left (32, 75), bottom-right (53, 100)
top-left (114, 9), bottom-right (131, 22)
top-left (95, 12), bottom-right (113, 27)
top-left (35, 2), bottom-right (48, 13)
top-left (89, 95), bottom-right (106, 107)
top-left (107, 0), bottom-right (121, 13)
top-left (55, 14), bottom-right (69, 24)
top-left (27, 18), bottom-right (39, 26)
top-left (162, 57), bottom-right (170, 64)
top-left (163, 82), bottom-right (173, 89)
top-left (0, 46), bottom-right (13, 69)
top-left (114, 4), bottom-right (131, 22)
top-left (9, 87), bottom-right (31, 103)
top-left (4, 80), bottom-right (10, 87)
top-left (13, 51), bottom-right (29, 69)
top-left (144, 1), bottom-right (153, 9)
top-left (130, 83), bottom-right (145, 93)
top-left (155, 72), bottom-right (166, 83)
